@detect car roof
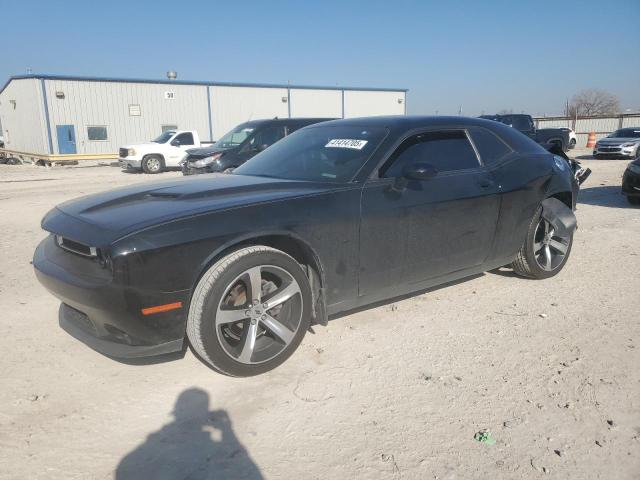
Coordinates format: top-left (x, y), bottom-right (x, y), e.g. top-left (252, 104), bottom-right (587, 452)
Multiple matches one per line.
top-left (311, 115), bottom-right (504, 130)
top-left (241, 118), bottom-right (335, 128)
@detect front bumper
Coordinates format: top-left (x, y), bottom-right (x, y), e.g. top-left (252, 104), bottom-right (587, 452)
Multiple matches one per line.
top-left (593, 145), bottom-right (638, 158)
top-left (182, 163), bottom-right (217, 176)
top-left (33, 235), bottom-right (187, 358)
top-left (118, 157), bottom-right (142, 170)
top-left (622, 169), bottom-right (640, 197)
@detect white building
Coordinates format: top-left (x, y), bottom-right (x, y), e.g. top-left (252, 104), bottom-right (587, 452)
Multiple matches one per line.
top-left (0, 74), bottom-right (407, 155)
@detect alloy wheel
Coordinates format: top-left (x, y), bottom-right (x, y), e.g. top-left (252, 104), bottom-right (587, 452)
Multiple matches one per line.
top-left (533, 218), bottom-right (570, 271)
top-left (215, 265), bottom-right (303, 364)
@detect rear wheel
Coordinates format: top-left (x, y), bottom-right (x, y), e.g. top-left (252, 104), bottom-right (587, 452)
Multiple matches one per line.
top-left (569, 138), bottom-right (576, 149)
top-left (187, 246), bottom-right (311, 376)
top-left (511, 206), bottom-right (573, 279)
top-left (142, 155), bottom-right (163, 174)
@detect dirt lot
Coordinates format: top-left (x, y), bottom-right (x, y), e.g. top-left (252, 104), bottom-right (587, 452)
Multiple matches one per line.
top-left (1, 154), bottom-right (638, 480)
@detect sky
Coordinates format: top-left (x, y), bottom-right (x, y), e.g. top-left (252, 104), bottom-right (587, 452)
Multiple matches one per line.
top-left (2, 0), bottom-right (639, 116)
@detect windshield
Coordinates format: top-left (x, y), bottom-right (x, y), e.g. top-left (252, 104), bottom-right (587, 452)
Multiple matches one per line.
top-left (609, 128), bottom-right (640, 138)
top-left (152, 131), bottom-right (175, 144)
top-left (215, 124), bottom-right (256, 148)
top-left (233, 125), bottom-right (388, 183)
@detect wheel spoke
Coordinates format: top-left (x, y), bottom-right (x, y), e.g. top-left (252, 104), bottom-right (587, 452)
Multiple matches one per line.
top-left (543, 245), bottom-right (552, 269)
top-left (237, 321), bottom-right (258, 363)
top-left (261, 314), bottom-right (295, 345)
top-left (549, 238), bottom-right (568, 254)
top-left (246, 267), bottom-right (263, 304)
top-left (216, 308), bottom-right (248, 325)
top-left (263, 282), bottom-right (301, 309)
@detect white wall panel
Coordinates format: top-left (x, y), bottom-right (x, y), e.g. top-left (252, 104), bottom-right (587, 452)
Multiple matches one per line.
top-left (0, 79), bottom-right (48, 153)
top-left (43, 80), bottom-right (210, 154)
top-left (344, 90), bottom-right (405, 118)
top-left (289, 89), bottom-right (342, 118)
top-left (210, 86), bottom-right (289, 139)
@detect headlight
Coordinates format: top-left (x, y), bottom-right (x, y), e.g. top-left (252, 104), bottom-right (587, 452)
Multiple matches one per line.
top-left (127, 148), bottom-right (136, 156)
top-left (628, 163), bottom-right (640, 174)
top-left (621, 142), bottom-right (638, 148)
top-left (192, 152), bottom-right (223, 168)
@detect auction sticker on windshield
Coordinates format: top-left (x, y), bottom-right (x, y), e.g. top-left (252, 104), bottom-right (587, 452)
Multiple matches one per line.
top-left (325, 139), bottom-right (368, 150)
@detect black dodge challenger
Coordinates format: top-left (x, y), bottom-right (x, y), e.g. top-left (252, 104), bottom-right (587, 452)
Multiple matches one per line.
top-left (34, 116), bottom-right (579, 376)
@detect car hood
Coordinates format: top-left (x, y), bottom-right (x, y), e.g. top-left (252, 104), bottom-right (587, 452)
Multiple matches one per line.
top-left (185, 145), bottom-right (236, 160)
top-left (42, 174), bottom-right (338, 246)
top-left (598, 137), bottom-right (640, 145)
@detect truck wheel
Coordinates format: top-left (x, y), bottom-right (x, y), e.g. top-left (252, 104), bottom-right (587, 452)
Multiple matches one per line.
top-left (511, 206), bottom-right (573, 279)
top-left (569, 138), bottom-right (576, 149)
top-left (142, 155), bottom-right (163, 174)
top-left (187, 246), bottom-right (312, 377)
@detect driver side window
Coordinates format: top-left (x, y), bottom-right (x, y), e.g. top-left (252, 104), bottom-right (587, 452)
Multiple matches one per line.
top-left (382, 130), bottom-right (480, 178)
top-left (247, 126), bottom-right (286, 151)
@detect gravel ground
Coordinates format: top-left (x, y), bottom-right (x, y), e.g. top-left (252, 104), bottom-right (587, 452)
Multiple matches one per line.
top-left (0, 153), bottom-right (638, 479)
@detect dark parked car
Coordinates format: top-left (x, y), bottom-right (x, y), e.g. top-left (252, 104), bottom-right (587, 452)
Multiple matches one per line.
top-left (593, 127), bottom-right (640, 159)
top-left (480, 114), bottom-right (572, 152)
top-left (182, 118), bottom-right (332, 175)
top-left (622, 157), bottom-right (640, 205)
top-left (34, 116), bottom-right (580, 376)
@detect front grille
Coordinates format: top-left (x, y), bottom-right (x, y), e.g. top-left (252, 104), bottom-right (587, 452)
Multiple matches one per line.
top-left (599, 146), bottom-right (621, 152)
top-left (55, 235), bottom-right (97, 257)
top-left (119, 148), bottom-right (129, 158)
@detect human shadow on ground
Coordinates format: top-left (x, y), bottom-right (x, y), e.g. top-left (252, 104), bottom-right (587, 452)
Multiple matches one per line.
top-left (115, 388), bottom-right (263, 480)
top-left (578, 185), bottom-right (636, 209)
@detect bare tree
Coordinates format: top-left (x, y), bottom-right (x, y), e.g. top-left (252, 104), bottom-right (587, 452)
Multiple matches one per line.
top-left (497, 109), bottom-right (513, 115)
top-left (567, 89), bottom-right (620, 117)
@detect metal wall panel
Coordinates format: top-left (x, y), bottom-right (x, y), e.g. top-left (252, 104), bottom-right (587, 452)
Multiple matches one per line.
top-left (210, 86), bottom-right (289, 139)
top-left (43, 80), bottom-right (210, 154)
top-left (343, 90), bottom-right (405, 118)
top-left (289, 89), bottom-right (342, 118)
top-left (0, 78), bottom-right (48, 153)
top-left (621, 115), bottom-right (640, 128)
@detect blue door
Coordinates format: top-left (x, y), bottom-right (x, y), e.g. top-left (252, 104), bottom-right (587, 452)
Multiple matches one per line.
top-left (56, 125), bottom-right (77, 154)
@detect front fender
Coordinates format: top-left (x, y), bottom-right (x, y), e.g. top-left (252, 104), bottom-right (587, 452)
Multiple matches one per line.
top-left (541, 198), bottom-right (577, 237)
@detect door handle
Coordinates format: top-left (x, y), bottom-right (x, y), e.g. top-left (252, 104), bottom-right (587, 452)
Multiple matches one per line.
top-left (478, 179), bottom-right (494, 189)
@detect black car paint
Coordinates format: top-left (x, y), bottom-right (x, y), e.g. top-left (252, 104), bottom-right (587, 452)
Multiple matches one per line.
top-left (480, 114), bottom-right (571, 152)
top-left (33, 116), bottom-right (577, 359)
top-left (622, 158), bottom-right (640, 199)
top-left (182, 118), bottom-right (333, 175)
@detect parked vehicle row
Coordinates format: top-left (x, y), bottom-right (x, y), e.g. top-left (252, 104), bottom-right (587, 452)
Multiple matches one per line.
top-left (35, 116), bottom-right (584, 376)
top-left (479, 114), bottom-right (572, 152)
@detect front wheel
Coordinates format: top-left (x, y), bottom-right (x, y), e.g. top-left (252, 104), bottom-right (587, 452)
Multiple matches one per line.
top-left (511, 206), bottom-right (573, 279)
top-left (569, 138), bottom-right (576, 149)
top-left (142, 155), bottom-right (163, 174)
top-left (186, 246), bottom-right (312, 376)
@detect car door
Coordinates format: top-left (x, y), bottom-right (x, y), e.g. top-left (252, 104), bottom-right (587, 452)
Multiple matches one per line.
top-left (166, 132), bottom-right (195, 166)
top-left (236, 125), bottom-right (286, 166)
top-left (358, 129), bottom-right (500, 296)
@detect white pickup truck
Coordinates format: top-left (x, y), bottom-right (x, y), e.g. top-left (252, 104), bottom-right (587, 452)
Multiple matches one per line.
top-left (119, 130), bottom-right (214, 173)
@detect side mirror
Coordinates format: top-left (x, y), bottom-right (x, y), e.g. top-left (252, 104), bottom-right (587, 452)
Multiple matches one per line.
top-left (403, 162), bottom-right (438, 181)
top-left (171, 140), bottom-right (180, 147)
top-left (257, 144), bottom-right (269, 152)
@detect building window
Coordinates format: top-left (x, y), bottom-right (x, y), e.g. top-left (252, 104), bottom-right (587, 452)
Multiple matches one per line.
top-left (87, 126), bottom-right (108, 141)
top-left (162, 125), bottom-right (178, 133)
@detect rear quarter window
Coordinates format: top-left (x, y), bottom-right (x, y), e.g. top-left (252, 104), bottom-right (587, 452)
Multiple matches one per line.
top-left (469, 127), bottom-right (513, 166)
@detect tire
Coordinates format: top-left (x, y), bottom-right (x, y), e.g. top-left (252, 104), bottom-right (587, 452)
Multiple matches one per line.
top-left (569, 138), bottom-right (576, 149)
top-left (187, 246), bottom-right (312, 376)
top-left (627, 196), bottom-right (640, 205)
top-left (511, 205), bottom-right (573, 279)
top-left (142, 155), bottom-right (163, 174)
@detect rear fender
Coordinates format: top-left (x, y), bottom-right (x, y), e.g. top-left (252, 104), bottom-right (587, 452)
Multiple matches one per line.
top-left (541, 198), bottom-right (577, 237)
